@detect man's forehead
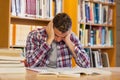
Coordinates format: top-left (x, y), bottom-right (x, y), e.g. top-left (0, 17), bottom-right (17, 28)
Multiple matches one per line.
top-left (54, 28), bottom-right (69, 37)
top-left (55, 32), bottom-right (68, 37)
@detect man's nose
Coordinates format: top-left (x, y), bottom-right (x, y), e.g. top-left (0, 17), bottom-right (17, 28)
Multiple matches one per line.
top-left (56, 37), bottom-right (62, 42)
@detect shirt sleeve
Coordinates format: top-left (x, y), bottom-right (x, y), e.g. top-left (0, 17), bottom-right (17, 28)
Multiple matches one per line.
top-left (25, 30), bottom-right (51, 67)
top-left (70, 33), bottom-right (90, 68)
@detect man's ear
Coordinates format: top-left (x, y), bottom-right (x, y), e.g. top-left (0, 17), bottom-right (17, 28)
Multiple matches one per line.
top-left (68, 29), bottom-right (72, 34)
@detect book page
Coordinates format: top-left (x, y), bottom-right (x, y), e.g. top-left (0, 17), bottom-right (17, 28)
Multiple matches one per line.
top-left (47, 67), bottom-right (80, 77)
top-left (28, 67), bottom-right (80, 77)
top-left (27, 67), bottom-right (59, 75)
top-left (72, 66), bottom-right (112, 75)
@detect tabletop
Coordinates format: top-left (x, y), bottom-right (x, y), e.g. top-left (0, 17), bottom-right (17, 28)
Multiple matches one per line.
top-left (0, 67), bottom-right (120, 80)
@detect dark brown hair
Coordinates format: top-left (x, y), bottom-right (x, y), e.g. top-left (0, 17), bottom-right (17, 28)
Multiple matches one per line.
top-left (53, 13), bottom-right (72, 33)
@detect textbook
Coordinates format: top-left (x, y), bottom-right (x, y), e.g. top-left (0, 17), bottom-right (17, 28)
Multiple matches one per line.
top-left (0, 48), bottom-right (22, 57)
top-left (27, 66), bottom-right (111, 77)
top-left (0, 49), bottom-right (26, 73)
top-left (0, 60), bottom-right (21, 64)
top-left (0, 56), bottom-right (25, 61)
top-left (0, 63), bottom-right (25, 67)
top-left (0, 67), bottom-right (26, 73)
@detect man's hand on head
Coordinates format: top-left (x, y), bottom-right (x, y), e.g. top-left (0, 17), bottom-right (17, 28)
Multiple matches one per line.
top-left (63, 30), bottom-right (72, 43)
top-left (45, 21), bottom-right (55, 45)
top-left (63, 30), bottom-right (77, 57)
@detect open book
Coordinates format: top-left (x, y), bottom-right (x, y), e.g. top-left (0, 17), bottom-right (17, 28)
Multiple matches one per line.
top-left (28, 67), bottom-right (80, 77)
top-left (27, 66), bottom-right (111, 77)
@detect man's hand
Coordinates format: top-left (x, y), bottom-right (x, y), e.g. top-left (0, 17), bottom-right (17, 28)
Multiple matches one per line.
top-left (63, 31), bottom-right (77, 58)
top-left (45, 21), bottom-right (54, 45)
top-left (63, 30), bottom-right (72, 45)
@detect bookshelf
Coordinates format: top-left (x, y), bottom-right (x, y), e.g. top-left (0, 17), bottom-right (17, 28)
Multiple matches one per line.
top-left (11, 16), bottom-right (51, 26)
top-left (78, 0), bottom-right (116, 67)
top-left (0, 0), bottom-right (116, 67)
top-left (0, 0), bottom-right (10, 48)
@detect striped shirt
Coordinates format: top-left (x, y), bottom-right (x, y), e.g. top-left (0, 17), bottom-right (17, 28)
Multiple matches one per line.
top-left (25, 28), bottom-right (90, 68)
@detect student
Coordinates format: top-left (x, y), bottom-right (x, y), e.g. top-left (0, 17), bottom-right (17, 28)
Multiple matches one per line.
top-left (25, 13), bottom-right (90, 68)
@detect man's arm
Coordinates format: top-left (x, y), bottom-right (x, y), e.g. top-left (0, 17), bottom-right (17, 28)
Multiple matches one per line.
top-left (26, 21), bottom-right (54, 67)
top-left (46, 21), bottom-right (54, 45)
top-left (25, 31), bottom-right (51, 67)
top-left (64, 32), bottom-right (90, 68)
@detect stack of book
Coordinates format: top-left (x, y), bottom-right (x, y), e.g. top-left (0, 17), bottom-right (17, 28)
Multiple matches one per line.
top-left (0, 49), bottom-right (26, 73)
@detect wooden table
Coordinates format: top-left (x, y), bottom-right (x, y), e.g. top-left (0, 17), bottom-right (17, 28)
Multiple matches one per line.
top-left (0, 67), bottom-right (120, 80)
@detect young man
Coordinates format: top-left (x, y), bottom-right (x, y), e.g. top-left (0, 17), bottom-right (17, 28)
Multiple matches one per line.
top-left (26, 13), bottom-right (90, 68)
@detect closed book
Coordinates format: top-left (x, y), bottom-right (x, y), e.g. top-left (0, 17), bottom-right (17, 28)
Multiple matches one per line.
top-left (0, 63), bottom-right (25, 67)
top-left (0, 49), bottom-right (22, 57)
top-left (0, 67), bottom-right (26, 73)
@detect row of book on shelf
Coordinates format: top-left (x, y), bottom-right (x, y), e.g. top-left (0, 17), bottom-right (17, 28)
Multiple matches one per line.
top-left (0, 49), bottom-right (26, 73)
top-left (84, 48), bottom-right (110, 68)
top-left (85, 0), bottom-right (114, 3)
top-left (10, 24), bottom-right (113, 48)
top-left (9, 24), bottom-right (43, 47)
top-left (79, 24), bottom-right (113, 47)
top-left (78, 0), bottom-right (114, 25)
top-left (11, 0), bottom-right (63, 18)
